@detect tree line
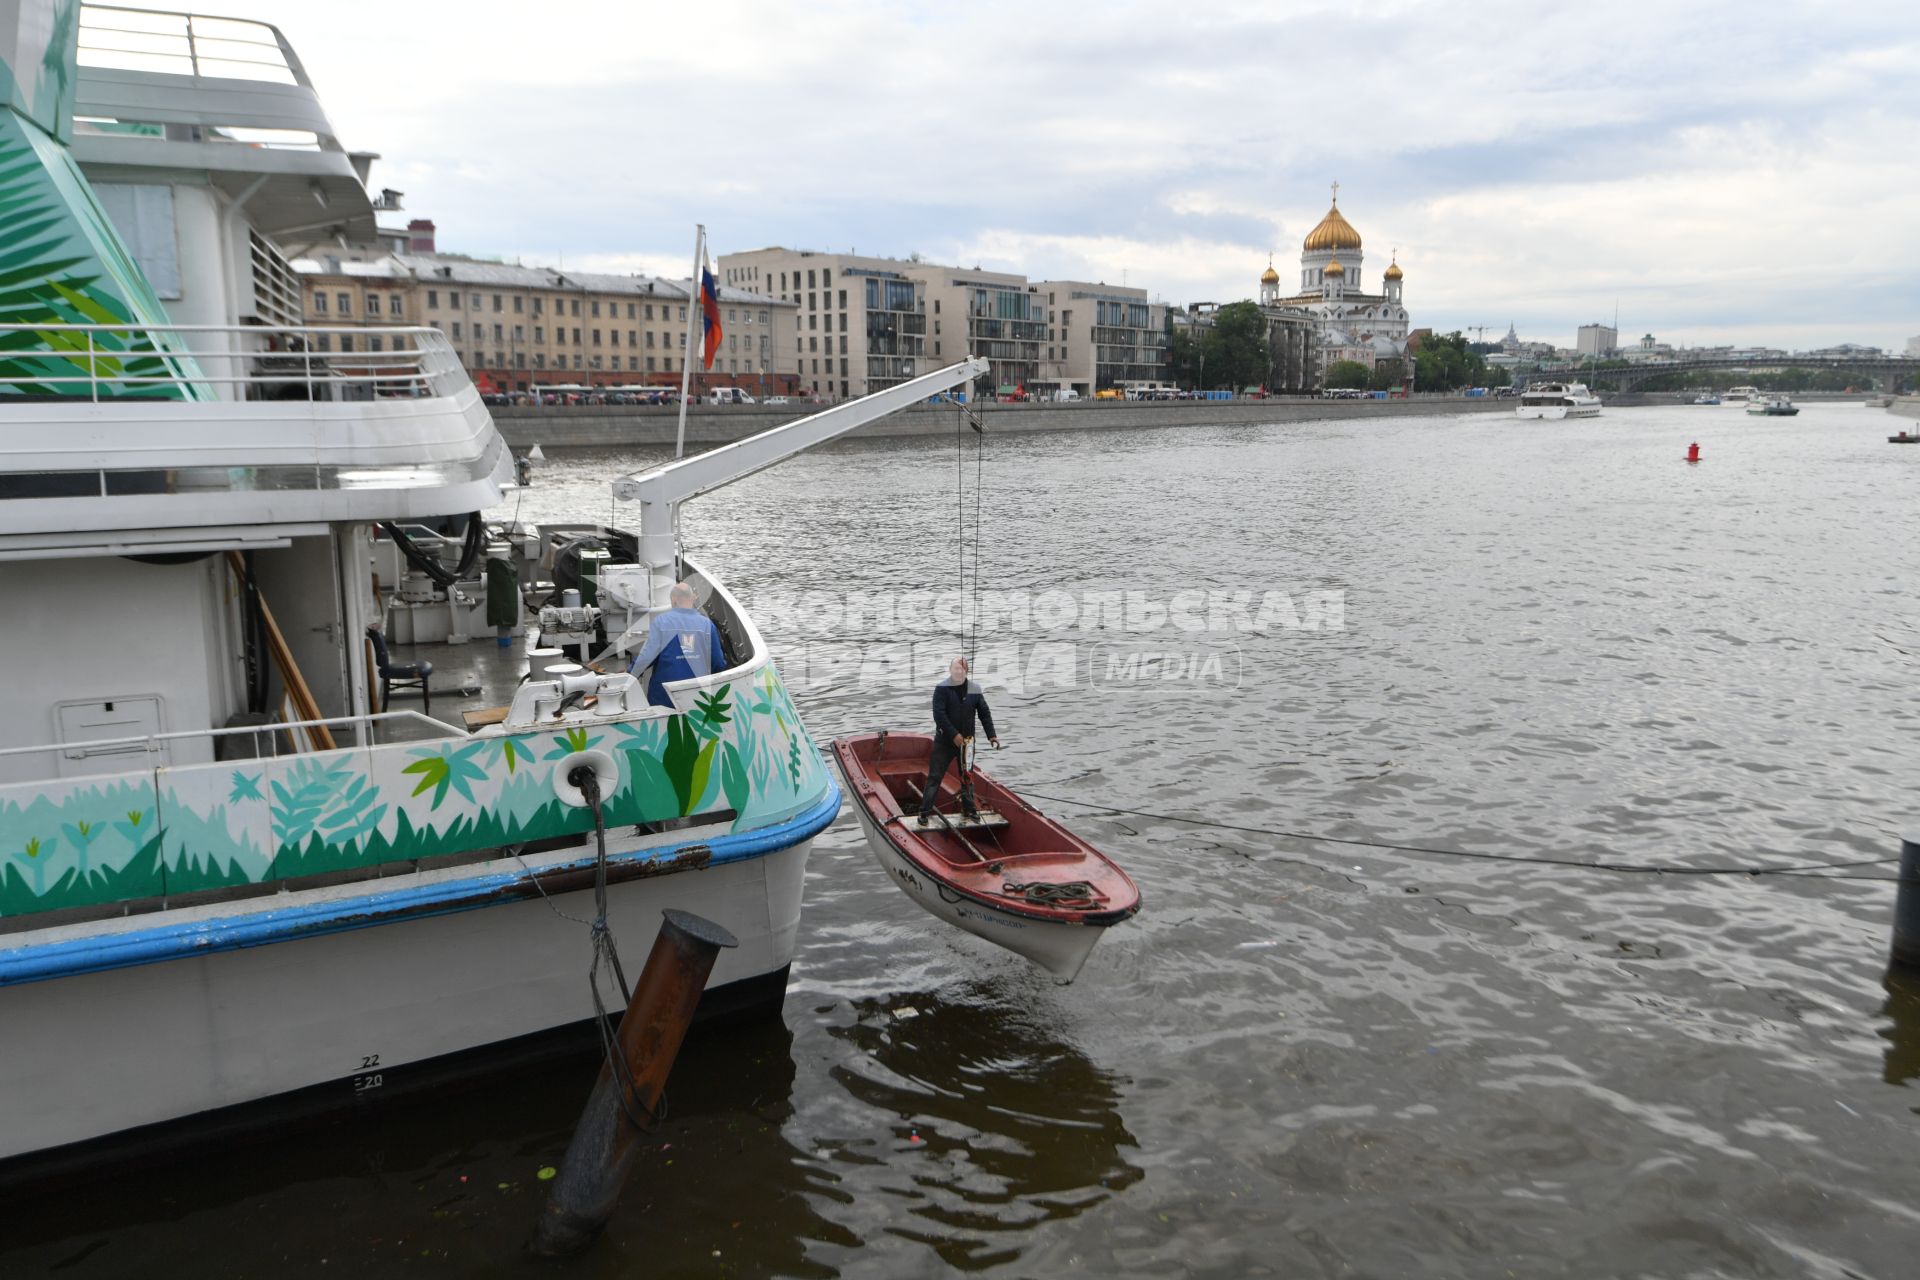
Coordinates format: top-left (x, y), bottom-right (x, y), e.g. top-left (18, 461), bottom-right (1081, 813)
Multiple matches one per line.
top-left (1167, 302), bottom-right (1510, 394)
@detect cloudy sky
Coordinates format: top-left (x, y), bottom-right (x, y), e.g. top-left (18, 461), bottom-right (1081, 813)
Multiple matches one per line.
top-left (242, 0), bottom-right (1915, 351)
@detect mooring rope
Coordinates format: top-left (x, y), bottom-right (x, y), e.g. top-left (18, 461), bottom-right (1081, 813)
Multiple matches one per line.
top-left (1011, 788), bottom-right (1907, 882)
top-left (574, 768), bottom-right (660, 1130)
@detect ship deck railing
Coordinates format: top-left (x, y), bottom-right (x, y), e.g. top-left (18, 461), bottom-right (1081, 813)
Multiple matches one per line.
top-left (0, 710), bottom-right (457, 778)
top-left (79, 4), bottom-right (309, 90)
top-left (0, 323), bottom-right (471, 403)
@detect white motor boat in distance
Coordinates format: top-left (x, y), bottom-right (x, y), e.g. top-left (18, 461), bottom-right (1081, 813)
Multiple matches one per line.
top-left (1515, 382), bottom-right (1603, 420)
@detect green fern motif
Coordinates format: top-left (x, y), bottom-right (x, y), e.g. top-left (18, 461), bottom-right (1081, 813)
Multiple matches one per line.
top-left (10, 835), bottom-right (55, 895)
top-left (272, 757), bottom-right (387, 847)
top-left (402, 741), bottom-right (488, 810)
top-left (496, 735), bottom-right (534, 773)
top-left (690, 686), bottom-right (733, 740)
top-left (0, 117), bottom-right (201, 399)
top-left (542, 727), bottom-right (600, 759)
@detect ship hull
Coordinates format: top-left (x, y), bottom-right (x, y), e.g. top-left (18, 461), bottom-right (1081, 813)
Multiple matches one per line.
top-left (0, 800), bottom-right (828, 1170)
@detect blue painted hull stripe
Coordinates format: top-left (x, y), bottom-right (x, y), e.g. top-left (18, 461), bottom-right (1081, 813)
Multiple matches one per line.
top-left (0, 779), bottom-right (841, 987)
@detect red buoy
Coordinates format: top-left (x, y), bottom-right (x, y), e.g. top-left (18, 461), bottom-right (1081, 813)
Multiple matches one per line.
top-left (1685, 442), bottom-right (1701, 463)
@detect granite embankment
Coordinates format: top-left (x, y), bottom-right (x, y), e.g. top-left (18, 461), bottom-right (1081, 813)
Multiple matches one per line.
top-left (490, 394), bottom-right (1512, 449)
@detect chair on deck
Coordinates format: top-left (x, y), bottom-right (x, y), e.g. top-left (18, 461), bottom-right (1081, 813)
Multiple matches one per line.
top-left (366, 625), bottom-right (431, 713)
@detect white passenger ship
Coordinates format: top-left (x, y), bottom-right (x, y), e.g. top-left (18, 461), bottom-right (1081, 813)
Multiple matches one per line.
top-left (0, 1), bottom-right (981, 1175)
top-left (1515, 382), bottom-right (1603, 420)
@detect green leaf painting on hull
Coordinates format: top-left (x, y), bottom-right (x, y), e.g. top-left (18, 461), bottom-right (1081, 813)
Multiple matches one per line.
top-left (403, 741), bottom-right (489, 809)
top-left (0, 664), bottom-right (832, 919)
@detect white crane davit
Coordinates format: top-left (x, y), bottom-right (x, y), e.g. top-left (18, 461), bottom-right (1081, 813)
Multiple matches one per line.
top-left (610, 355), bottom-right (991, 607)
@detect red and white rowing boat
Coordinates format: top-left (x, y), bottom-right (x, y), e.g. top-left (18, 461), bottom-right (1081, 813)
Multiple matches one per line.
top-left (831, 731), bottom-right (1141, 982)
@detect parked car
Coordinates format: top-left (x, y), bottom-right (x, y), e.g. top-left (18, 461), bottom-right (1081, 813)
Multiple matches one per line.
top-left (706, 387), bottom-right (756, 405)
top-left (764, 395), bottom-right (790, 405)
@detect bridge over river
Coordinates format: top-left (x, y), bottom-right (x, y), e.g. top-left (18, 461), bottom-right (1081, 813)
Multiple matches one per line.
top-left (1527, 354), bottom-right (1917, 392)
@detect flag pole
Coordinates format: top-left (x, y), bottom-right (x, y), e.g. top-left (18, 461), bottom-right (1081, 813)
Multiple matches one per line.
top-left (674, 223), bottom-right (704, 459)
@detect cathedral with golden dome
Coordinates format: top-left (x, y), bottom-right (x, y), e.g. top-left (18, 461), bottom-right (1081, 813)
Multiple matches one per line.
top-left (1260, 184), bottom-right (1412, 377)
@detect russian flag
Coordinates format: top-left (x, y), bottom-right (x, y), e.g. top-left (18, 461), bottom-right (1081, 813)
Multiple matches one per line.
top-left (700, 258), bottom-right (723, 370)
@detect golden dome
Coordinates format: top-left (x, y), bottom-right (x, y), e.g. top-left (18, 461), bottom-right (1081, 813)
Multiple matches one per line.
top-left (1384, 259), bottom-right (1403, 280)
top-left (1323, 257), bottom-right (1345, 277)
top-left (1303, 198), bottom-right (1363, 253)
top-left (1260, 254), bottom-right (1280, 284)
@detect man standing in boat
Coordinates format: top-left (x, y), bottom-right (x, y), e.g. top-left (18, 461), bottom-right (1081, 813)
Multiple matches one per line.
top-left (918, 656), bottom-right (999, 827)
top-left (626, 581), bottom-right (727, 707)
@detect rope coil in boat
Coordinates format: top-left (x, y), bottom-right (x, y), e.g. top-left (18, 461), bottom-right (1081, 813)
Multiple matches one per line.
top-left (1001, 879), bottom-right (1103, 910)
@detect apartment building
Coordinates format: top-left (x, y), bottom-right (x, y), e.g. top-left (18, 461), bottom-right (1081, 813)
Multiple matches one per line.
top-left (718, 248), bottom-right (928, 398)
top-left (911, 266), bottom-right (1049, 395)
top-left (720, 247), bottom-right (1174, 398)
top-left (1030, 280), bottom-right (1168, 396)
top-left (296, 252), bottom-right (798, 395)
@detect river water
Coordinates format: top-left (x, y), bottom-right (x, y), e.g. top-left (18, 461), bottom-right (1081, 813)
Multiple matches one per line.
top-left (5, 403), bottom-right (1918, 1278)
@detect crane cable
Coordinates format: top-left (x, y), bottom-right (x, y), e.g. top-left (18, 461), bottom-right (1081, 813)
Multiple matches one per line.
top-left (955, 390), bottom-right (985, 666)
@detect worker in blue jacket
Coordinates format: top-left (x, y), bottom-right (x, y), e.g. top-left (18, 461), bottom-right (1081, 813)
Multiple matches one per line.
top-left (626, 581), bottom-right (727, 707)
top-left (918, 656), bottom-right (999, 827)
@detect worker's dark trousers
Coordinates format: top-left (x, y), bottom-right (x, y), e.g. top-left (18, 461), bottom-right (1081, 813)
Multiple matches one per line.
top-left (919, 737), bottom-right (976, 817)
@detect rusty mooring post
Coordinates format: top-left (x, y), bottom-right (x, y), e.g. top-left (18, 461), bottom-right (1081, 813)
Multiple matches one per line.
top-left (1890, 837), bottom-right (1920, 971)
top-left (529, 908), bottom-right (738, 1257)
